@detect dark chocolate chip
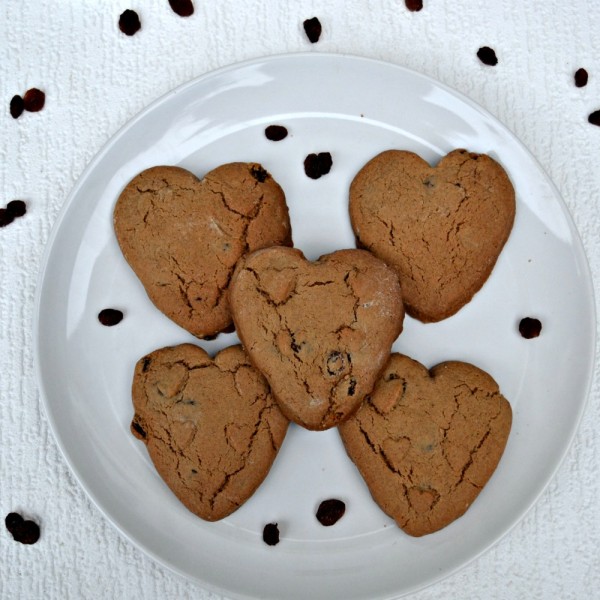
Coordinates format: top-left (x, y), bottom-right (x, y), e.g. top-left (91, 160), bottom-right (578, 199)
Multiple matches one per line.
top-left (303, 17), bottom-right (322, 43)
top-left (575, 68), bottom-right (588, 88)
top-left (405, 0), bottom-right (423, 11)
top-left (265, 125), bottom-right (288, 141)
top-left (23, 88), bottom-right (45, 112)
top-left (5, 513), bottom-right (40, 545)
top-left (131, 419), bottom-right (147, 439)
top-left (10, 95), bottom-right (24, 119)
top-left (6, 200), bottom-right (26, 218)
top-left (0, 208), bottom-right (14, 228)
top-left (304, 152), bottom-right (333, 179)
top-left (262, 522), bottom-right (280, 546)
top-left (316, 499), bottom-right (346, 526)
top-left (250, 164), bottom-right (268, 183)
top-left (477, 46), bottom-right (498, 66)
top-left (588, 110), bottom-right (600, 126)
top-left (98, 308), bottom-right (124, 326)
top-left (119, 9), bottom-right (141, 36)
top-left (169, 0), bottom-right (194, 17)
top-left (519, 317), bottom-right (542, 339)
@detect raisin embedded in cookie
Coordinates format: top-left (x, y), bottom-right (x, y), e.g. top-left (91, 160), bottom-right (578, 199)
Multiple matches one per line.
top-left (339, 353), bottom-right (512, 536)
top-left (228, 247), bottom-right (404, 431)
top-left (113, 163), bottom-right (292, 338)
top-left (349, 149), bottom-right (515, 322)
top-left (131, 344), bottom-right (289, 521)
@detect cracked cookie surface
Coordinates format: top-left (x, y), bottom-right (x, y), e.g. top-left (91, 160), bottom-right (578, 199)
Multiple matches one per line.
top-left (339, 353), bottom-right (512, 536)
top-left (349, 149), bottom-right (515, 322)
top-left (228, 247), bottom-right (405, 431)
top-left (114, 164), bottom-right (292, 338)
top-left (130, 343), bottom-right (289, 521)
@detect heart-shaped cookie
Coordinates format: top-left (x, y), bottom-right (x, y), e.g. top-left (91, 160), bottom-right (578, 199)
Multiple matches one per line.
top-left (349, 149), bottom-right (515, 322)
top-left (114, 163), bottom-right (292, 338)
top-left (130, 344), bottom-right (289, 521)
top-left (339, 353), bottom-right (512, 536)
top-left (229, 247), bottom-right (405, 431)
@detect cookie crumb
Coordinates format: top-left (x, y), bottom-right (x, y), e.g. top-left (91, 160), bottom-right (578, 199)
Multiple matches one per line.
top-left (574, 68), bottom-right (588, 87)
top-left (262, 522), bottom-right (280, 545)
top-left (519, 317), bottom-right (542, 339)
top-left (10, 95), bottom-right (24, 119)
top-left (316, 499), bottom-right (346, 526)
top-left (265, 125), bottom-right (288, 141)
top-left (119, 9), bottom-right (141, 36)
top-left (23, 88), bottom-right (45, 112)
top-left (98, 308), bottom-right (124, 326)
top-left (5, 513), bottom-right (40, 545)
top-left (303, 17), bottom-right (322, 43)
top-left (405, 0), bottom-right (423, 11)
top-left (477, 46), bottom-right (498, 66)
top-left (169, 0), bottom-right (194, 17)
top-left (304, 152), bottom-right (333, 179)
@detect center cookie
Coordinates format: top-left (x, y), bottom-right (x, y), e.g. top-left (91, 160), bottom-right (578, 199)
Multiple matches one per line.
top-left (349, 149), bottom-right (515, 322)
top-left (228, 247), bottom-right (405, 431)
top-left (130, 344), bottom-right (289, 521)
top-left (114, 163), bottom-right (292, 338)
top-left (339, 353), bottom-right (512, 536)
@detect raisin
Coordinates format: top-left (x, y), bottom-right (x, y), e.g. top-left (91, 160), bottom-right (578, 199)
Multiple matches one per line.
top-left (141, 356), bottom-right (152, 372)
top-left (23, 88), bottom-right (45, 112)
top-left (131, 419), bottom-right (147, 439)
top-left (303, 17), bottom-right (322, 43)
top-left (347, 378), bottom-right (356, 396)
top-left (250, 164), bottom-right (268, 182)
top-left (405, 0), bottom-right (423, 11)
top-left (98, 308), bottom-right (124, 326)
top-left (304, 152), bottom-right (332, 179)
top-left (5, 512), bottom-right (40, 545)
top-left (6, 200), bottom-right (26, 218)
top-left (316, 499), bottom-right (346, 526)
top-left (575, 68), bottom-right (588, 87)
top-left (0, 209), bottom-right (14, 228)
top-left (10, 95), bottom-right (24, 119)
top-left (262, 522), bottom-right (280, 546)
top-left (169, 0), bottom-right (194, 17)
top-left (326, 351), bottom-right (349, 376)
top-left (588, 110), bottom-right (600, 126)
top-left (477, 46), bottom-right (498, 66)
top-left (119, 9), bottom-right (141, 36)
top-left (519, 317), bottom-right (542, 339)
top-left (265, 125), bottom-right (288, 141)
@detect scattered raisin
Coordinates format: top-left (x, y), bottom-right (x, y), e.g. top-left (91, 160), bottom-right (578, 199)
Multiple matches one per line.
top-left (575, 68), bottom-right (588, 87)
top-left (10, 95), bottom-right (24, 119)
top-left (265, 125), bottom-right (288, 141)
top-left (262, 522), bottom-right (280, 546)
top-left (477, 46), bottom-right (498, 66)
top-left (23, 88), bottom-right (45, 112)
top-left (250, 165), bottom-right (268, 182)
top-left (316, 499), bottom-right (346, 526)
top-left (519, 317), bottom-right (542, 339)
top-left (303, 17), bottom-right (322, 43)
top-left (5, 512), bottom-right (40, 545)
top-left (304, 152), bottom-right (333, 179)
top-left (588, 110), bottom-right (600, 126)
top-left (169, 0), bottom-right (194, 17)
top-left (0, 209), bottom-right (14, 228)
top-left (405, 0), bottom-right (423, 11)
top-left (119, 9), bottom-right (141, 36)
top-left (7, 200), bottom-right (26, 218)
top-left (98, 308), bottom-right (124, 326)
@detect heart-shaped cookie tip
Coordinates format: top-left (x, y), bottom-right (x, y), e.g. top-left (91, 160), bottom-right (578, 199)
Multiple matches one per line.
top-left (131, 343), bottom-right (289, 521)
top-left (229, 246), bottom-right (405, 431)
top-left (114, 163), bottom-right (292, 338)
top-left (350, 149), bottom-right (515, 322)
top-left (339, 353), bottom-right (512, 536)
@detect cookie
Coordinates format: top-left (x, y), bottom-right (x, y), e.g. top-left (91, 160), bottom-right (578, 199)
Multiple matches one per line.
top-left (114, 163), bottom-right (292, 338)
top-left (228, 247), bottom-right (404, 431)
top-left (130, 344), bottom-right (289, 521)
top-left (349, 149), bottom-right (515, 322)
top-left (339, 353), bottom-right (512, 536)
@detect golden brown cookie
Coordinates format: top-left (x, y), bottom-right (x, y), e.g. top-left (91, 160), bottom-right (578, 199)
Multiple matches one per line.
top-left (228, 247), bottom-right (405, 431)
top-left (114, 163), bottom-right (292, 338)
top-left (339, 353), bottom-right (512, 536)
top-left (349, 149), bottom-right (515, 322)
top-left (130, 343), bottom-right (289, 521)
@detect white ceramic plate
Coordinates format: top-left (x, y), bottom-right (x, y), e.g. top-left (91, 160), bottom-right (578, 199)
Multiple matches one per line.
top-left (34, 54), bottom-right (595, 600)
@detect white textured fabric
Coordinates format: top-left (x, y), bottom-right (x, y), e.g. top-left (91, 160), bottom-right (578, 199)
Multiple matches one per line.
top-left (1, 1), bottom-right (599, 598)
